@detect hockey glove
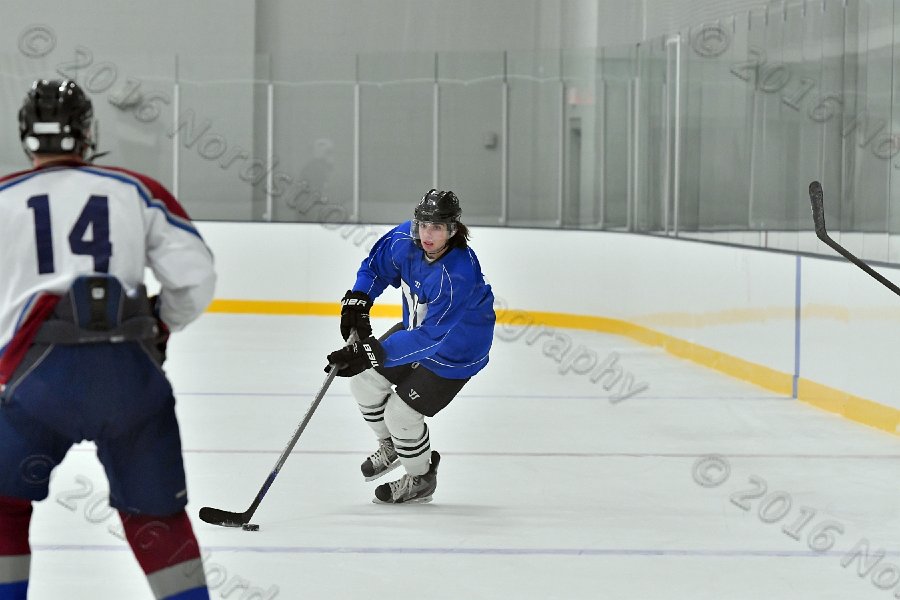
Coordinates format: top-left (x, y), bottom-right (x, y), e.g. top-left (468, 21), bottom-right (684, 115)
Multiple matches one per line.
top-left (340, 290), bottom-right (373, 341)
top-left (149, 295), bottom-right (171, 364)
top-left (325, 336), bottom-right (385, 377)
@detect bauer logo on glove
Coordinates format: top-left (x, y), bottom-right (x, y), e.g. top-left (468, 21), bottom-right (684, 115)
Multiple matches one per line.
top-left (339, 290), bottom-right (373, 341)
top-left (362, 343), bottom-right (380, 367)
top-left (342, 297), bottom-right (368, 308)
top-left (326, 336), bottom-right (386, 377)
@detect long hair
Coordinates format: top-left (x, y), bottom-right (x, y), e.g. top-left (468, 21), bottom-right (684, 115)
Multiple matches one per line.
top-left (449, 222), bottom-right (470, 249)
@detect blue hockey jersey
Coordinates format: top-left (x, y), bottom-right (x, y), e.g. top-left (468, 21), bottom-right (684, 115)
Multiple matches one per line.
top-left (352, 221), bottom-right (495, 378)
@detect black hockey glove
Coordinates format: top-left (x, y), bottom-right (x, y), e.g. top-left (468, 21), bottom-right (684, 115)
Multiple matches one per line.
top-left (325, 336), bottom-right (385, 377)
top-left (148, 295), bottom-right (171, 364)
top-left (340, 290), bottom-right (372, 341)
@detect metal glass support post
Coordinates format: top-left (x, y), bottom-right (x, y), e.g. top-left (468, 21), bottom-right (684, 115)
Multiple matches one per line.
top-left (626, 80), bottom-right (634, 231)
top-left (662, 78), bottom-right (670, 234)
top-left (597, 72), bottom-right (606, 228)
top-left (433, 52), bottom-right (440, 189)
top-left (557, 49), bottom-right (565, 227)
top-left (172, 55), bottom-right (180, 198)
top-left (673, 35), bottom-right (682, 237)
top-left (353, 54), bottom-right (361, 222)
top-left (632, 44), bottom-right (642, 232)
top-left (265, 70), bottom-right (274, 222)
top-left (500, 51), bottom-right (509, 225)
top-left (663, 35), bottom-right (680, 235)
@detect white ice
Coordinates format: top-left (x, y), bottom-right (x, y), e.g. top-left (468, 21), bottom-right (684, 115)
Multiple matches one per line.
top-left (25, 314), bottom-right (900, 599)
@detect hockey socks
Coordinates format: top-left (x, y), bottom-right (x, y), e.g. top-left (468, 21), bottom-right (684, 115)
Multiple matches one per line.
top-left (392, 423), bottom-right (431, 476)
top-left (120, 510), bottom-right (210, 600)
top-left (0, 496), bottom-right (31, 600)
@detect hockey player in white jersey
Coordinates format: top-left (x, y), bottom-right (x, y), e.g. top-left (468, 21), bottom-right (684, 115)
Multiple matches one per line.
top-left (326, 189), bottom-right (495, 504)
top-left (0, 80), bottom-right (216, 600)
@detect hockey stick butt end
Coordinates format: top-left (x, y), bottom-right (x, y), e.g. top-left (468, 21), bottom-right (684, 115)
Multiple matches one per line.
top-left (808, 180), bottom-right (823, 199)
top-left (808, 180), bottom-right (827, 237)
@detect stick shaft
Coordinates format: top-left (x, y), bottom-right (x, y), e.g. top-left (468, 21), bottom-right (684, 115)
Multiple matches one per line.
top-left (243, 365), bottom-right (340, 516)
top-left (199, 332), bottom-right (356, 526)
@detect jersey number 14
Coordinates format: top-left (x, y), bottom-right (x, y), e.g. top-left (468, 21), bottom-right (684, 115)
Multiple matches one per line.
top-left (27, 194), bottom-right (113, 274)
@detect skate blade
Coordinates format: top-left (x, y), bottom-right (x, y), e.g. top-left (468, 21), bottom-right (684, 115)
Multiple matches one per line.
top-left (363, 460), bottom-right (402, 482)
top-left (372, 495), bottom-right (433, 505)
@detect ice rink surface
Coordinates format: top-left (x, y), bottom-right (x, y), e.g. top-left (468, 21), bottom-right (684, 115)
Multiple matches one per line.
top-left (24, 314), bottom-right (900, 599)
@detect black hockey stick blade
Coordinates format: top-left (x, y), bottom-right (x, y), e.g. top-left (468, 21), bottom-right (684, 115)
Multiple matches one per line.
top-left (808, 180), bottom-right (900, 298)
top-left (199, 459), bottom-right (282, 527)
top-left (199, 507), bottom-right (249, 528)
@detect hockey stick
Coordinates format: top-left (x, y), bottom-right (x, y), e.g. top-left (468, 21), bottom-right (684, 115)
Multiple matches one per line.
top-left (199, 331), bottom-right (357, 528)
top-left (808, 180), bottom-right (900, 298)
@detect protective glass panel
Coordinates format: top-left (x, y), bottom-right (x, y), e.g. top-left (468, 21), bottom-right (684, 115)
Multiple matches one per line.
top-left (437, 51), bottom-right (504, 226)
top-left (506, 49), bottom-right (562, 227)
top-left (562, 48), bottom-right (597, 229)
top-left (175, 53), bottom-right (258, 220)
top-left (596, 44), bottom-right (636, 230)
top-left (358, 52), bottom-right (434, 224)
top-left (269, 52), bottom-right (355, 225)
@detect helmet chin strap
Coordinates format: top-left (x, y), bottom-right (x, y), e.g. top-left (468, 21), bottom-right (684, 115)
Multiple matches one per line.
top-left (86, 149), bottom-right (109, 163)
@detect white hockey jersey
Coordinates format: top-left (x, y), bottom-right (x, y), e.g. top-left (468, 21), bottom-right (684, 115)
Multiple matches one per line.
top-left (0, 160), bottom-right (216, 360)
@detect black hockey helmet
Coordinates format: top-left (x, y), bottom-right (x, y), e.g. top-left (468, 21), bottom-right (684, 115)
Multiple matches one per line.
top-left (413, 189), bottom-right (461, 237)
top-left (19, 79), bottom-right (95, 158)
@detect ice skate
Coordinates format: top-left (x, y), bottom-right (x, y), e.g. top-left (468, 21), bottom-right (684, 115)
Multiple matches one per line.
top-left (361, 437), bottom-right (400, 481)
top-left (373, 451), bottom-right (440, 504)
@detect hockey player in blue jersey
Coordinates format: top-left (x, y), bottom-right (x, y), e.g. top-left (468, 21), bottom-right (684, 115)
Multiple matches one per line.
top-left (326, 189), bottom-right (495, 504)
top-left (0, 80), bottom-right (215, 599)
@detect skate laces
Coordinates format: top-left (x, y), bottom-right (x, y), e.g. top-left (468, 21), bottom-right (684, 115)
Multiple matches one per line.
top-left (389, 474), bottom-right (420, 499)
top-left (369, 439), bottom-right (397, 468)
